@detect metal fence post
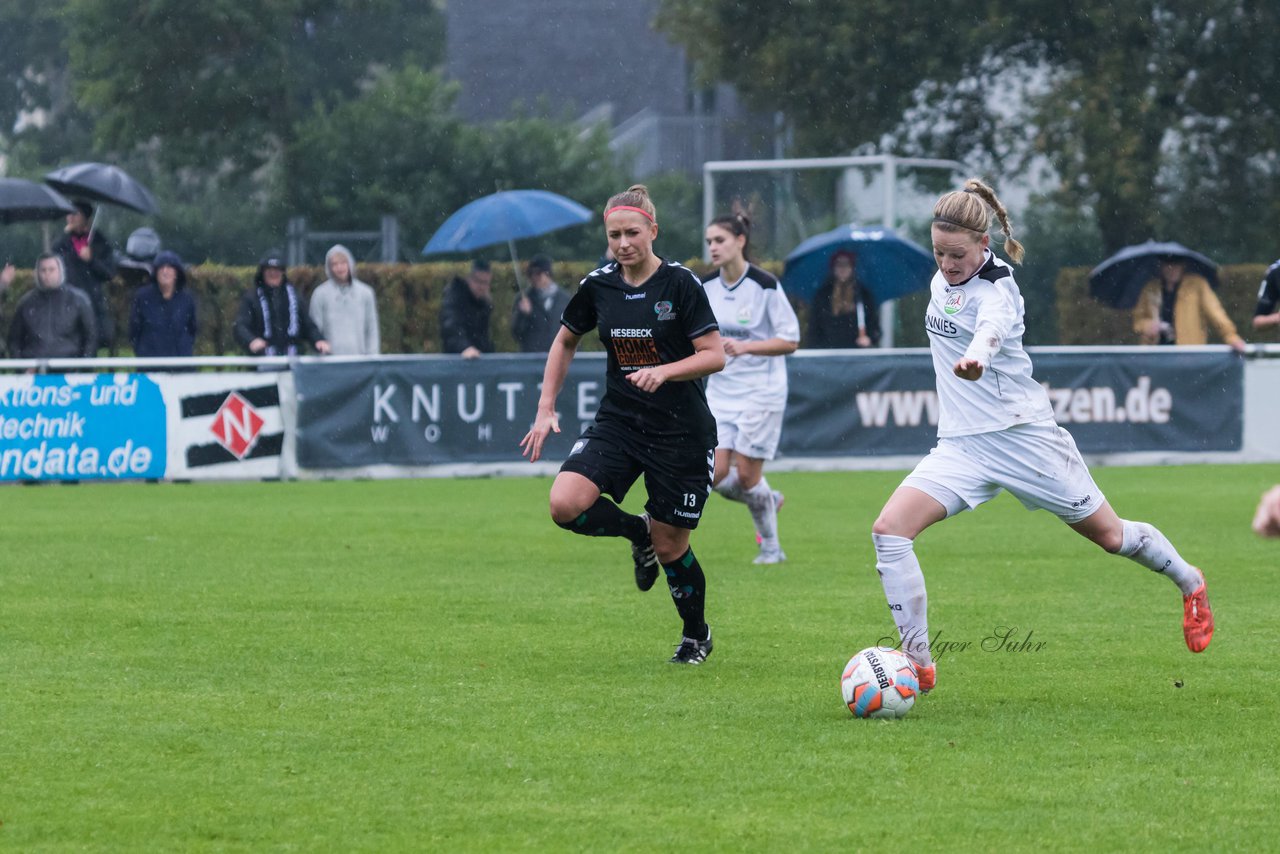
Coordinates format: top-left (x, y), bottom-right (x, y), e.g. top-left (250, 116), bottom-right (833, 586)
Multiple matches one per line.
top-left (287, 217), bottom-right (307, 267)
top-left (380, 216), bottom-right (399, 263)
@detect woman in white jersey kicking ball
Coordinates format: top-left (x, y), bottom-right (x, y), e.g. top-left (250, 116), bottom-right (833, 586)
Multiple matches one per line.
top-left (871, 178), bottom-right (1214, 695)
top-left (703, 212), bottom-right (801, 564)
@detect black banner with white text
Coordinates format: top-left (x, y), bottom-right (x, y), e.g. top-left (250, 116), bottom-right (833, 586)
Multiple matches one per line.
top-left (293, 351), bottom-right (1242, 468)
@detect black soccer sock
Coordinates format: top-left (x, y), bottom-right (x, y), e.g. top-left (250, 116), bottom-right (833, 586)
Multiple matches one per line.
top-left (663, 547), bottom-right (708, 640)
top-left (556, 497), bottom-right (647, 543)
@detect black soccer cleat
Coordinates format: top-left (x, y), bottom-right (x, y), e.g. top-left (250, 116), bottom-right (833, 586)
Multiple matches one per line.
top-left (669, 628), bottom-right (713, 665)
top-left (632, 513), bottom-right (660, 592)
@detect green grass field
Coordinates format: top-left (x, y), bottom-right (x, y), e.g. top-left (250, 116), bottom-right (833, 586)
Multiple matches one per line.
top-left (2, 464), bottom-right (1278, 851)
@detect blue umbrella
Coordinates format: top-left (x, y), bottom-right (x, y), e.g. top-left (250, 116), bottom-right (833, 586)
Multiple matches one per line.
top-left (782, 225), bottom-right (934, 302)
top-left (1088, 240), bottom-right (1218, 309)
top-left (422, 190), bottom-right (592, 255)
top-left (423, 190), bottom-right (593, 289)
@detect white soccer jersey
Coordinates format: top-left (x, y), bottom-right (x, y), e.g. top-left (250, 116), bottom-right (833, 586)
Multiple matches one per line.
top-left (702, 263), bottom-right (801, 413)
top-left (923, 251), bottom-right (1053, 437)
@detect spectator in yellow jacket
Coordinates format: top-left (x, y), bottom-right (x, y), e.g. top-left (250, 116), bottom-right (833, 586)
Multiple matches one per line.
top-left (1132, 257), bottom-right (1245, 351)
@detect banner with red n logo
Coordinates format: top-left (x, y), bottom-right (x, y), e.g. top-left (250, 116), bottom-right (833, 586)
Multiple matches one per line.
top-left (162, 373), bottom-right (286, 479)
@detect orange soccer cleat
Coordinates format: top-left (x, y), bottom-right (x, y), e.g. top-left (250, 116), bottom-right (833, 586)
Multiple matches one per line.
top-left (1182, 569), bottom-right (1214, 653)
top-left (916, 662), bottom-right (936, 694)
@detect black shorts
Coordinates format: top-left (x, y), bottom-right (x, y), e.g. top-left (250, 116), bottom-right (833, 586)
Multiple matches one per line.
top-left (560, 421), bottom-right (713, 530)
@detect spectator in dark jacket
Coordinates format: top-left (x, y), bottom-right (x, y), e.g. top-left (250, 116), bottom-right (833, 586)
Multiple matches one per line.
top-left (51, 201), bottom-right (117, 352)
top-left (234, 251), bottom-right (330, 356)
top-left (440, 259), bottom-right (494, 358)
top-left (807, 249), bottom-right (880, 349)
top-left (8, 253), bottom-right (97, 358)
top-left (130, 250), bottom-right (197, 359)
top-left (511, 254), bottom-right (571, 353)
top-left (0, 260), bottom-right (13, 345)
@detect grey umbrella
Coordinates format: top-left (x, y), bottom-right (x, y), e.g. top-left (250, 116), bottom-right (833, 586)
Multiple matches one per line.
top-left (1088, 241), bottom-right (1218, 309)
top-left (0, 178), bottom-right (77, 225)
top-left (44, 162), bottom-right (159, 215)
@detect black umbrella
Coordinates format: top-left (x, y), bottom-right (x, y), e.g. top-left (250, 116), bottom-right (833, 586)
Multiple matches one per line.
top-left (44, 162), bottom-right (159, 215)
top-left (1088, 240), bottom-right (1218, 309)
top-left (0, 177), bottom-right (77, 225)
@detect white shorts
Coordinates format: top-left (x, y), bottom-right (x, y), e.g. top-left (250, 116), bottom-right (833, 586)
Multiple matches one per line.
top-left (901, 421), bottom-right (1105, 523)
top-left (715, 408), bottom-right (784, 461)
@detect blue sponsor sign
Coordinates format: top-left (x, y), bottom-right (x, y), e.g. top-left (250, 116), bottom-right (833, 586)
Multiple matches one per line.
top-left (0, 374), bottom-right (167, 481)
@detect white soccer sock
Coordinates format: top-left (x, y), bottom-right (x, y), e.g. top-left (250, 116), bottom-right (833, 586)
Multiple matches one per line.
top-left (714, 468), bottom-right (746, 503)
top-left (745, 480), bottom-right (779, 546)
top-left (872, 533), bottom-right (932, 667)
top-left (1118, 520), bottom-right (1202, 595)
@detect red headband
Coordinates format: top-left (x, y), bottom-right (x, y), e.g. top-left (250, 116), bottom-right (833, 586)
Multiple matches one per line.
top-left (603, 205), bottom-right (655, 223)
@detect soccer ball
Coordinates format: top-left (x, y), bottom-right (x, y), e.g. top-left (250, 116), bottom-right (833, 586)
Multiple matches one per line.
top-left (840, 646), bottom-right (919, 719)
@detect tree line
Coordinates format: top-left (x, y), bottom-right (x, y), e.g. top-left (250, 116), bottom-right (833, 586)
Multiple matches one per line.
top-left (5, 2), bottom-right (1277, 343)
top-left (0, 0), bottom-right (640, 266)
top-left (659, 0), bottom-right (1280, 261)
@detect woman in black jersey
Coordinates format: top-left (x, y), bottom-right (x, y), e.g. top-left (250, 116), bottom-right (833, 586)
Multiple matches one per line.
top-left (521, 184), bottom-right (726, 664)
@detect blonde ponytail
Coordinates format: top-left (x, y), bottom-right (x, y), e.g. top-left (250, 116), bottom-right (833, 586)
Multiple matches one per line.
top-left (932, 178), bottom-right (1025, 264)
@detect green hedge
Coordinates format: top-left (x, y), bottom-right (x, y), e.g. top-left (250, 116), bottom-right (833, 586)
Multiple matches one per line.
top-left (29, 258), bottom-right (1263, 354)
top-left (2, 259), bottom-right (818, 356)
top-left (1053, 265), bottom-right (1273, 346)
top-left (0, 261), bottom-right (603, 356)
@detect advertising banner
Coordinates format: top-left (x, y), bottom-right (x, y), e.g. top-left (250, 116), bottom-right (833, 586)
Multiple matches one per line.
top-left (295, 351), bottom-right (1243, 469)
top-left (160, 372), bottom-right (287, 480)
top-left (295, 357), bottom-right (600, 467)
top-left (784, 350), bottom-right (1243, 456)
top-left (0, 373), bottom-right (166, 481)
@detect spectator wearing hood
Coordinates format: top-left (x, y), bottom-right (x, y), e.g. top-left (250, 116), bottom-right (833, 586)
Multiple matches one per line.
top-left (8, 253), bottom-right (97, 358)
top-left (234, 251), bottom-right (330, 356)
top-left (129, 250), bottom-right (198, 359)
top-left (117, 227), bottom-right (163, 291)
top-left (309, 244), bottom-right (380, 356)
top-left (51, 200), bottom-right (117, 353)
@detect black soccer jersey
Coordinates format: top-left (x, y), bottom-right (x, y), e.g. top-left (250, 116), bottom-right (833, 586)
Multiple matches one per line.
top-left (562, 259), bottom-right (719, 445)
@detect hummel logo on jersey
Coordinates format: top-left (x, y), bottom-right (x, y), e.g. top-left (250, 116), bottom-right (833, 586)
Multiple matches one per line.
top-left (625, 292), bottom-right (647, 300)
top-left (654, 300), bottom-right (675, 321)
top-left (943, 290), bottom-right (966, 315)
